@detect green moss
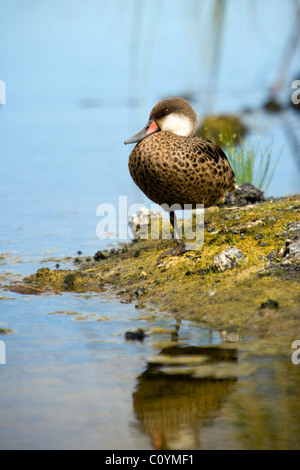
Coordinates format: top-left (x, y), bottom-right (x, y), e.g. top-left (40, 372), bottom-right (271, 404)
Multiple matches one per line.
top-left (197, 114), bottom-right (247, 145)
top-left (23, 195), bottom-right (300, 338)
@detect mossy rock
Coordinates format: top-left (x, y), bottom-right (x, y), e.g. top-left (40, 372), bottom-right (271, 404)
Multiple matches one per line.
top-left (196, 114), bottom-right (247, 146)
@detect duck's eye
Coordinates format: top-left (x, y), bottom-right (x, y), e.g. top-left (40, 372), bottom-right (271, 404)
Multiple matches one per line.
top-left (164, 109), bottom-right (169, 115)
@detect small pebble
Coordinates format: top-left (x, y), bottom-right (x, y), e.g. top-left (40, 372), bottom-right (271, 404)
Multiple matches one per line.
top-left (125, 329), bottom-right (147, 341)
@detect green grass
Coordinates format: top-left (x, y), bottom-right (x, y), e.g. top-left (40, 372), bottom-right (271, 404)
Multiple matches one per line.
top-left (218, 133), bottom-right (281, 193)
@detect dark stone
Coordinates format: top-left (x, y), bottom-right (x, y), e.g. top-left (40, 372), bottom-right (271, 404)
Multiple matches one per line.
top-left (125, 329), bottom-right (147, 341)
top-left (263, 98), bottom-right (284, 113)
top-left (260, 299), bottom-right (279, 310)
top-left (225, 183), bottom-right (265, 207)
top-left (64, 273), bottom-right (76, 287)
top-left (94, 250), bottom-right (107, 261)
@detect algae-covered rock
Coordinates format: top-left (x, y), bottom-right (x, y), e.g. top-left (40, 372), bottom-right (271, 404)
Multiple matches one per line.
top-left (197, 114), bottom-right (247, 145)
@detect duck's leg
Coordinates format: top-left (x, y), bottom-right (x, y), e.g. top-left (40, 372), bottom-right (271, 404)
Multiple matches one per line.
top-left (159, 211), bottom-right (189, 258)
top-left (170, 211), bottom-right (180, 240)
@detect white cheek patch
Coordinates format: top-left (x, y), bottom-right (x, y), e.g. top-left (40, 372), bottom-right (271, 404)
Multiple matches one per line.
top-left (161, 113), bottom-right (193, 137)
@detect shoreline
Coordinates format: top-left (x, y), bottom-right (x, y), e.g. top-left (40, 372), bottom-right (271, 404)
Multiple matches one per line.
top-left (15, 192), bottom-right (300, 340)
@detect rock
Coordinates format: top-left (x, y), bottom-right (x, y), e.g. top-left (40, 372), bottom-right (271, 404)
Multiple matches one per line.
top-left (64, 273), bottom-right (76, 287)
top-left (281, 237), bottom-right (300, 266)
top-left (94, 250), bottom-right (107, 261)
top-left (196, 114), bottom-right (247, 145)
top-left (129, 208), bottom-right (163, 240)
top-left (214, 247), bottom-right (243, 272)
top-left (263, 97), bottom-right (284, 113)
top-left (110, 248), bottom-right (122, 256)
top-left (286, 222), bottom-right (300, 237)
top-left (219, 329), bottom-right (241, 343)
top-left (206, 225), bottom-right (217, 233)
top-left (133, 286), bottom-right (146, 297)
top-left (0, 328), bottom-right (13, 334)
top-left (260, 299), bottom-right (279, 310)
top-left (125, 329), bottom-right (147, 341)
top-left (258, 299), bottom-right (279, 319)
top-left (6, 285), bottom-right (47, 295)
top-left (225, 183), bottom-right (265, 207)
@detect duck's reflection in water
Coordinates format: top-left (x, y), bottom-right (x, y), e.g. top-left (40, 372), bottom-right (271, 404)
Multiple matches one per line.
top-left (132, 344), bottom-right (238, 450)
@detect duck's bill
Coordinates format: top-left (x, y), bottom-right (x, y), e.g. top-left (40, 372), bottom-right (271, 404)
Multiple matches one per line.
top-left (124, 119), bottom-right (160, 144)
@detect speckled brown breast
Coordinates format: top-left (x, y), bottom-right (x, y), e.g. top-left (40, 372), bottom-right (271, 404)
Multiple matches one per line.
top-left (128, 131), bottom-right (236, 209)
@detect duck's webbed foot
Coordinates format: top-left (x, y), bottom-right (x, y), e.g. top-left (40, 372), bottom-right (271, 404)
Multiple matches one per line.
top-left (159, 210), bottom-right (192, 258)
top-left (159, 241), bottom-right (190, 258)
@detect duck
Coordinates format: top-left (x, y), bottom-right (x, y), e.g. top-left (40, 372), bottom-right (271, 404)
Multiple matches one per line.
top-left (125, 97), bottom-right (236, 256)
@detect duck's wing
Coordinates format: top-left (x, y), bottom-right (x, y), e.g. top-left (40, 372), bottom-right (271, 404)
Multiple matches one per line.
top-left (191, 135), bottom-right (236, 190)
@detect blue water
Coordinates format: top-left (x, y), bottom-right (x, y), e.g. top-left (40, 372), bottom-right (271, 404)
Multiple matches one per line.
top-left (0, 0), bottom-right (300, 450)
top-left (0, 0), bottom-right (299, 260)
top-left (0, 287), bottom-right (226, 450)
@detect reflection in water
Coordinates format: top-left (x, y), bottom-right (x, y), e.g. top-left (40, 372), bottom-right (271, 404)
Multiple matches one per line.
top-left (133, 344), bottom-right (238, 449)
top-left (228, 356), bottom-right (300, 450)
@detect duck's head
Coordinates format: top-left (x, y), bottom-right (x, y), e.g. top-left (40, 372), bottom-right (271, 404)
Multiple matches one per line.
top-left (124, 97), bottom-right (198, 145)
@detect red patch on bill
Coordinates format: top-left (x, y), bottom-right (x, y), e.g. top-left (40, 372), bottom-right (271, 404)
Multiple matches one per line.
top-left (146, 120), bottom-right (159, 135)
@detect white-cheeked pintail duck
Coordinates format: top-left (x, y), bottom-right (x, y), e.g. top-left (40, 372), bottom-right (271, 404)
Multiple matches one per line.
top-left (125, 97), bottom-right (236, 256)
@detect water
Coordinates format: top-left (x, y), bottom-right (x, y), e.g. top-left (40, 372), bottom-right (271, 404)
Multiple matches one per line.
top-left (1, 0), bottom-right (300, 450)
top-left (1, 282), bottom-right (299, 450)
top-left (0, 285), bottom-right (230, 450)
